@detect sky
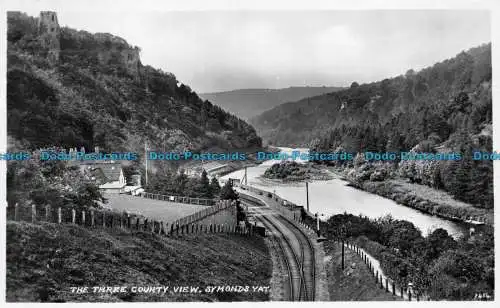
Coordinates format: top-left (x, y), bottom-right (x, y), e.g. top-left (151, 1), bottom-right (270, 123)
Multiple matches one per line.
top-left (18, 9), bottom-right (491, 93)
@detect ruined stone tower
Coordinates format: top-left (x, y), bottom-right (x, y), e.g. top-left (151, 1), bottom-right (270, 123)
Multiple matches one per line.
top-left (38, 11), bottom-right (60, 62)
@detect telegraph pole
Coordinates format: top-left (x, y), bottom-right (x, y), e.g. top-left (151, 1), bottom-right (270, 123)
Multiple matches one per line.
top-left (315, 213), bottom-right (320, 237)
top-left (340, 224), bottom-right (347, 270)
top-left (306, 181), bottom-right (310, 212)
top-left (243, 166), bottom-right (248, 185)
top-left (341, 240), bottom-right (345, 270)
top-left (145, 141), bottom-right (148, 187)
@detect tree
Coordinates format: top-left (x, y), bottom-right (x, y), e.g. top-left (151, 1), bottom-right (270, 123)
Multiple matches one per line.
top-left (209, 177), bottom-right (221, 197)
top-left (174, 170), bottom-right (189, 195)
top-left (219, 181), bottom-right (238, 200)
top-left (350, 81), bottom-right (359, 88)
top-left (195, 170), bottom-right (212, 198)
top-left (425, 228), bottom-right (457, 261)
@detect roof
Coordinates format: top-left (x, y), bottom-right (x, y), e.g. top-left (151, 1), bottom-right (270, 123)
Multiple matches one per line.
top-left (88, 168), bottom-right (107, 184)
top-left (97, 163), bottom-right (123, 182)
top-left (203, 162), bottom-right (227, 172)
top-left (80, 162), bottom-right (123, 183)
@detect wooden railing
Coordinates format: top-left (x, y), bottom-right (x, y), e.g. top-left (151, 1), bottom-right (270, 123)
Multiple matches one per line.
top-left (6, 200), bottom-right (257, 237)
top-left (139, 192), bottom-right (217, 206)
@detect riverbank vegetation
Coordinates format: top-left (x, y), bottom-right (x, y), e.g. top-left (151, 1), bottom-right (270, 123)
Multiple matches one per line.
top-left (318, 213), bottom-right (494, 300)
top-left (263, 161), bottom-right (331, 181)
top-left (333, 156), bottom-right (493, 224)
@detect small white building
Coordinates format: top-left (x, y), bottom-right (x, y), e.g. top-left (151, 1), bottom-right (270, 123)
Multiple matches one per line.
top-left (81, 162), bottom-right (127, 194)
top-left (97, 163), bottom-right (127, 193)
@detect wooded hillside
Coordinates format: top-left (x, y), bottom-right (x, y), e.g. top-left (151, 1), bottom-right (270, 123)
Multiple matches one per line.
top-left (7, 12), bottom-right (262, 163)
top-left (252, 44), bottom-right (492, 208)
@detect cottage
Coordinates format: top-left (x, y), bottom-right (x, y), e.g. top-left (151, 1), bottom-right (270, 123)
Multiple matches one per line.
top-left (81, 162), bottom-right (127, 194)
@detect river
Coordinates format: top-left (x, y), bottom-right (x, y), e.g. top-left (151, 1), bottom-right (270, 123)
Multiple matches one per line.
top-left (221, 147), bottom-right (466, 238)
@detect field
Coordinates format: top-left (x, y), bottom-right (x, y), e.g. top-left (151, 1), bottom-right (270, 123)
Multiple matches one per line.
top-left (104, 194), bottom-right (206, 224)
top-left (6, 221), bottom-right (271, 302)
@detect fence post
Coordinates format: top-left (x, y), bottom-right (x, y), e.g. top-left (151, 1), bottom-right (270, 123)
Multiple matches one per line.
top-left (127, 215), bottom-right (132, 229)
top-left (400, 287), bottom-right (404, 299)
top-left (45, 205), bottom-right (51, 221)
top-left (91, 210), bottom-right (95, 227)
top-left (392, 282), bottom-right (396, 295)
top-left (58, 207), bottom-right (62, 224)
top-left (71, 208), bottom-right (76, 224)
top-left (102, 212), bottom-right (106, 227)
top-left (375, 271), bottom-right (378, 283)
top-left (386, 279), bottom-right (389, 292)
top-left (31, 204), bottom-right (37, 223)
top-left (408, 290), bottom-right (412, 301)
top-left (45, 204), bottom-right (51, 222)
top-left (160, 222), bottom-right (164, 235)
top-left (14, 203), bottom-right (19, 221)
top-left (82, 210), bottom-right (86, 226)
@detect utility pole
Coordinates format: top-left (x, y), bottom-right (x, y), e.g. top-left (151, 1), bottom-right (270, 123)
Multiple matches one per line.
top-left (145, 141), bottom-right (149, 187)
top-left (306, 181), bottom-right (310, 212)
top-left (340, 224), bottom-right (347, 270)
top-left (315, 213), bottom-right (320, 237)
top-left (243, 166), bottom-right (248, 185)
top-left (341, 241), bottom-right (345, 270)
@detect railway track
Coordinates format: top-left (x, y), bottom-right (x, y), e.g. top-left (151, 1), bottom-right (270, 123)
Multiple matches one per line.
top-left (257, 213), bottom-right (305, 301)
top-left (242, 196), bottom-right (316, 301)
top-left (275, 214), bottom-right (316, 301)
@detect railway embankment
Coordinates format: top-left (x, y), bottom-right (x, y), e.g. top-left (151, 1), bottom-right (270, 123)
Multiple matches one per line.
top-left (6, 220), bottom-right (271, 302)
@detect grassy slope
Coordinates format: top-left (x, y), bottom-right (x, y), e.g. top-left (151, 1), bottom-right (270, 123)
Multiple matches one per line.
top-left (103, 194), bottom-right (206, 224)
top-left (7, 221), bottom-right (271, 302)
top-left (324, 241), bottom-right (400, 301)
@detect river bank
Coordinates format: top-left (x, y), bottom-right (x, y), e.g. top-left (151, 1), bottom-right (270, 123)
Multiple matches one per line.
top-left (326, 166), bottom-right (493, 226)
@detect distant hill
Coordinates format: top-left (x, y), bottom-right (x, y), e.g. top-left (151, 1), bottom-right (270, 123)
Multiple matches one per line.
top-left (199, 86), bottom-right (343, 120)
